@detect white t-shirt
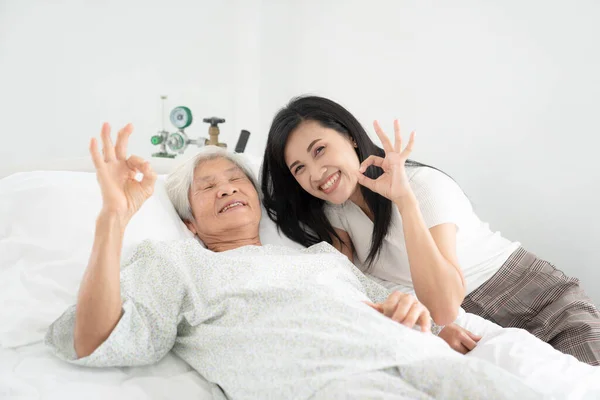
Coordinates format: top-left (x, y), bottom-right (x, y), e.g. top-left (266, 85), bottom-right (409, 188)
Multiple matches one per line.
top-left (325, 166), bottom-right (520, 295)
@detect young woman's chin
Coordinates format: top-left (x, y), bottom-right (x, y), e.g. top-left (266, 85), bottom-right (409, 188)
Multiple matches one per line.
top-left (320, 185), bottom-right (353, 205)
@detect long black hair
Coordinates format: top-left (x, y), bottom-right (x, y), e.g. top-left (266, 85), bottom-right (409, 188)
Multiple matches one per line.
top-left (261, 95), bottom-right (437, 268)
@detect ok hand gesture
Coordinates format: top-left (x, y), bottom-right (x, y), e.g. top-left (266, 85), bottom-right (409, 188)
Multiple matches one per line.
top-left (356, 120), bottom-right (416, 205)
top-left (90, 123), bottom-right (157, 225)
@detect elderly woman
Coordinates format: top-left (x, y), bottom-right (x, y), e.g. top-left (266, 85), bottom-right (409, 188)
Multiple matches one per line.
top-left (44, 123), bottom-right (541, 400)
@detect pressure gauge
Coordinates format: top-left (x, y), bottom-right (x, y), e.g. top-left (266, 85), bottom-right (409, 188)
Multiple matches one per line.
top-left (170, 106), bottom-right (193, 129)
top-left (167, 131), bottom-right (187, 153)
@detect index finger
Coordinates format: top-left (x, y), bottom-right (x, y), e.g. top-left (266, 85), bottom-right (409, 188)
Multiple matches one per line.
top-left (373, 121), bottom-right (394, 153)
top-left (461, 333), bottom-right (478, 351)
top-left (381, 291), bottom-right (404, 318)
top-left (359, 155), bottom-right (385, 172)
top-left (467, 331), bottom-right (482, 342)
top-left (356, 170), bottom-right (378, 193)
top-left (363, 301), bottom-right (384, 313)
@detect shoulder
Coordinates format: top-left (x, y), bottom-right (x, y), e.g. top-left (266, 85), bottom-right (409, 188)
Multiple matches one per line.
top-left (406, 166), bottom-right (473, 228)
top-left (407, 166), bottom-right (467, 201)
top-left (263, 241), bottom-right (343, 258)
top-left (304, 241), bottom-right (349, 260)
top-left (260, 243), bottom-right (305, 256)
top-left (126, 237), bottom-right (202, 259)
top-left (122, 238), bottom-right (206, 275)
top-left (408, 166), bottom-right (458, 189)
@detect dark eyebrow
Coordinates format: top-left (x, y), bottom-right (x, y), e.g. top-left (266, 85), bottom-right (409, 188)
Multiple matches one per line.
top-left (306, 138), bottom-right (321, 153)
top-left (288, 139), bottom-right (321, 171)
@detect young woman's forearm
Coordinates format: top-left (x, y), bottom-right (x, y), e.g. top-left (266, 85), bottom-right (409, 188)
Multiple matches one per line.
top-left (396, 196), bottom-right (465, 325)
top-left (74, 211), bottom-right (126, 358)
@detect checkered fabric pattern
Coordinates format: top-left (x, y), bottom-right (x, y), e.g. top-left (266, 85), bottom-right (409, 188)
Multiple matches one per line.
top-left (462, 247), bottom-right (600, 366)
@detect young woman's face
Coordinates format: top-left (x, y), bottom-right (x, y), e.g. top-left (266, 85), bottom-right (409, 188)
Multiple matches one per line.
top-left (284, 120), bottom-right (360, 204)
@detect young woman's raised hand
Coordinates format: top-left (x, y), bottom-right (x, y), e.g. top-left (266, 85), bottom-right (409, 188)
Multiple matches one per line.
top-left (356, 120), bottom-right (416, 206)
top-left (89, 123), bottom-right (157, 225)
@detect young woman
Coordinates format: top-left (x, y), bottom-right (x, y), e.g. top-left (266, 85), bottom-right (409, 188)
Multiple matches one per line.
top-left (261, 95), bottom-right (600, 366)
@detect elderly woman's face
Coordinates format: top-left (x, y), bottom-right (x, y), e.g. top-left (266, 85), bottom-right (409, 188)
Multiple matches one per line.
top-left (185, 157), bottom-right (261, 239)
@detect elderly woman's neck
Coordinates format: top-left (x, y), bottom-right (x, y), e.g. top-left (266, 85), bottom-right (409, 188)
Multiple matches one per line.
top-left (202, 233), bottom-right (262, 252)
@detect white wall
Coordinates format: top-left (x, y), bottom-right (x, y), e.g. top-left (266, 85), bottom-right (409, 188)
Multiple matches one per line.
top-left (1, 1), bottom-right (599, 303)
top-left (0, 0), bottom-right (254, 166)
top-left (260, 0), bottom-right (600, 304)
top-left (414, 1), bottom-right (600, 304)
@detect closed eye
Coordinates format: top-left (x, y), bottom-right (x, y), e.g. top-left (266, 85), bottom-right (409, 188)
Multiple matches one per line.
top-left (202, 184), bottom-right (215, 190)
top-left (231, 174), bottom-right (249, 182)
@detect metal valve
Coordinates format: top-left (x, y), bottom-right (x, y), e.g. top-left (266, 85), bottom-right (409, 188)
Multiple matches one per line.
top-left (150, 96), bottom-right (249, 158)
top-left (203, 117), bottom-right (227, 148)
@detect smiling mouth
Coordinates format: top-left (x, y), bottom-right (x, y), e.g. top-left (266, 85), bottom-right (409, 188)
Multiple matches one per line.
top-left (219, 201), bottom-right (246, 213)
top-left (319, 171), bottom-right (341, 192)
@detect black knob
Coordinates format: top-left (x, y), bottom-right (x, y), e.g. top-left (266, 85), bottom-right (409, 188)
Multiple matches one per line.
top-left (203, 117), bottom-right (226, 127)
top-left (234, 130), bottom-right (251, 153)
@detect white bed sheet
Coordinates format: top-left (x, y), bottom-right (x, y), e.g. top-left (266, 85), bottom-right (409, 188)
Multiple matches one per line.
top-left (456, 311), bottom-right (600, 399)
top-left (3, 315), bottom-right (599, 400)
top-left (2, 157), bottom-right (599, 399)
top-left (0, 343), bottom-right (217, 400)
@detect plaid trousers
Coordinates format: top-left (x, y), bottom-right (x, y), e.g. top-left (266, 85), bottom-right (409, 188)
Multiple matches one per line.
top-left (462, 247), bottom-right (600, 366)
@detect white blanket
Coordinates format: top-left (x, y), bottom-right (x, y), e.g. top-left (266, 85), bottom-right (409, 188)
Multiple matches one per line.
top-left (457, 311), bottom-right (600, 399)
top-left (44, 239), bottom-right (539, 399)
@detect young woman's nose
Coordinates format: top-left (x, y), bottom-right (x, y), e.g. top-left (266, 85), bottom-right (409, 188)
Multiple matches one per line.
top-left (309, 164), bottom-right (327, 184)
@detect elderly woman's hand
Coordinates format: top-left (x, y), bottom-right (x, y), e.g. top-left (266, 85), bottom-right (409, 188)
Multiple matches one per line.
top-left (89, 123), bottom-right (157, 225)
top-left (365, 291), bottom-right (431, 333)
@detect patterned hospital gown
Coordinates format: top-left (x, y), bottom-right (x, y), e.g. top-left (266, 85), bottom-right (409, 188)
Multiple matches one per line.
top-left (46, 239), bottom-right (541, 399)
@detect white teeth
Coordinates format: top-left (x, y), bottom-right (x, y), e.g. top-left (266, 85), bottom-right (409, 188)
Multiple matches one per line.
top-left (320, 172), bottom-right (340, 190)
top-left (221, 202), bottom-right (244, 213)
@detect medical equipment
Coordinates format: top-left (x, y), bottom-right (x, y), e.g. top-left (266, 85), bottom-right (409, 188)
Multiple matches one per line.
top-left (235, 129), bottom-right (251, 153)
top-left (150, 96), bottom-right (250, 158)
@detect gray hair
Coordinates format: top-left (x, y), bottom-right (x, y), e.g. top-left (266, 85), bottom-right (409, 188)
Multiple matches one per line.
top-left (165, 146), bottom-right (259, 222)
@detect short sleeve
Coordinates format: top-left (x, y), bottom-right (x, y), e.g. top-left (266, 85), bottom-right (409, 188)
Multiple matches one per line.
top-left (408, 167), bottom-right (473, 230)
top-left (45, 240), bottom-right (187, 367)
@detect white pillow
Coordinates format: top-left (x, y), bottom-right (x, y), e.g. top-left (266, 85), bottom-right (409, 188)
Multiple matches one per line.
top-left (237, 153), bottom-right (305, 251)
top-left (0, 171), bottom-right (193, 348)
top-left (0, 157), bottom-right (303, 348)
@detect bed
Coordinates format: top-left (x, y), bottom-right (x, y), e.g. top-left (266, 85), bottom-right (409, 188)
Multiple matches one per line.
top-left (1, 155), bottom-right (599, 399)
